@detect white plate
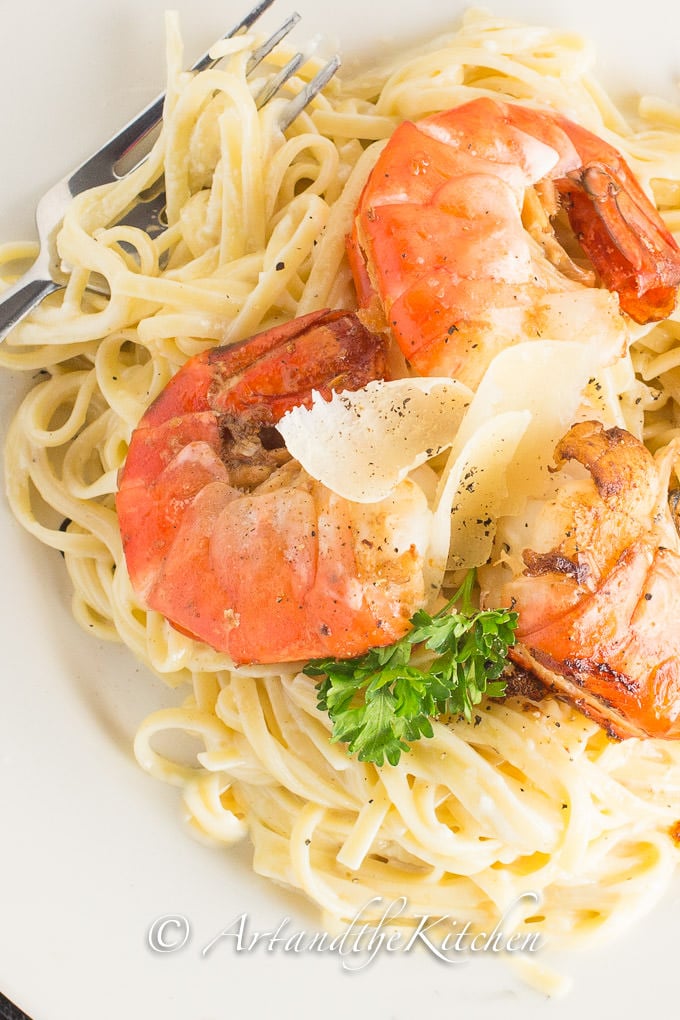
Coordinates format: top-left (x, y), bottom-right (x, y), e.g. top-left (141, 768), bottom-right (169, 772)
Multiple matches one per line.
top-left (1, 2), bottom-right (679, 1018)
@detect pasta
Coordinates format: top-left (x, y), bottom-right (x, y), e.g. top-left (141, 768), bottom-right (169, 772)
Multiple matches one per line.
top-left (2, 7), bottom-right (680, 982)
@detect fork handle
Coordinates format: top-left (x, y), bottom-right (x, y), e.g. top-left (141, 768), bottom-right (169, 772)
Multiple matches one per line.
top-left (0, 275), bottom-right (63, 344)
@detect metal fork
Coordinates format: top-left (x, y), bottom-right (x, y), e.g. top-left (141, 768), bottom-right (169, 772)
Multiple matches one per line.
top-left (0, 0), bottom-right (340, 344)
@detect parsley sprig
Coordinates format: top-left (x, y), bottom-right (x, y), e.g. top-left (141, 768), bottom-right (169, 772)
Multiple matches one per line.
top-left (303, 569), bottom-right (518, 767)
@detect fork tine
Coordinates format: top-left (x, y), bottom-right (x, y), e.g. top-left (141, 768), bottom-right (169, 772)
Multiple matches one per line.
top-left (111, 2), bottom-right (284, 179)
top-left (68, 0), bottom-right (281, 186)
top-left (116, 26), bottom-right (340, 236)
top-left (0, 2), bottom-right (343, 341)
top-left (277, 55), bottom-right (341, 131)
top-left (224, 0), bottom-right (278, 41)
top-left (255, 52), bottom-right (305, 109)
top-left (247, 12), bottom-right (301, 73)
top-left (192, 0), bottom-right (279, 73)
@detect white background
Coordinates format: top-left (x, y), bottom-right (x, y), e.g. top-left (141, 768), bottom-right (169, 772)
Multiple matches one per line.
top-left (0, 1), bottom-right (679, 1018)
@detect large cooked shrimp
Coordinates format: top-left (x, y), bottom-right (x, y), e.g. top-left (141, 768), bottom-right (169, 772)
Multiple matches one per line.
top-left (349, 97), bottom-right (680, 388)
top-left (485, 420), bottom-right (680, 740)
top-left (116, 309), bottom-right (434, 665)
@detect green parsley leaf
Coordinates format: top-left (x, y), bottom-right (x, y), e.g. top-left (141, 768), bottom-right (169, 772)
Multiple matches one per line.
top-left (304, 569), bottom-right (518, 766)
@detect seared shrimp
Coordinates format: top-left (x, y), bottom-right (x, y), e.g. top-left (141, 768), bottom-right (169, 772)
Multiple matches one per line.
top-left (117, 309), bottom-right (434, 665)
top-left (486, 420), bottom-right (680, 740)
top-left (349, 97), bottom-right (680, 388)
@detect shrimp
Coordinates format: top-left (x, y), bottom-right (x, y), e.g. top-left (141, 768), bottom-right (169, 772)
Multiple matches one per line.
top-left (485, 420), bottom-right (680, 740)
top-left (349, 97), bottom-right (680, 388)
top-left (116, 309), bottom-right (434, 665)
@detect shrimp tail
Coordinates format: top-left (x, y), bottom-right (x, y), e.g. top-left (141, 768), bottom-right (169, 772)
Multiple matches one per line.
top-left (553, 419), bottom-right (654, 503)
top-left (555, 147), bottom-right (680, 322)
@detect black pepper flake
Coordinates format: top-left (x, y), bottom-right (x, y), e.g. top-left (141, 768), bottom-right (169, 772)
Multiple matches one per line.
top-left (275, 261), bottom-right (285, 271)
top-left (58, 517), bottom-right (72, 559)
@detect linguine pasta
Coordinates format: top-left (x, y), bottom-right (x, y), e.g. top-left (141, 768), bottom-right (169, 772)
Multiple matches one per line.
top-left (2, 7), bottom-right (680, 977)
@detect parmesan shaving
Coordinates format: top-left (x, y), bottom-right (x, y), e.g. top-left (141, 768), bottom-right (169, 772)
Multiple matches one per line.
top-left (428, 410), bottom-right (532, 584)
top-left (456, 340), bottom-right (603, 513)
top-left (277, 377), bottom-right (472, 503)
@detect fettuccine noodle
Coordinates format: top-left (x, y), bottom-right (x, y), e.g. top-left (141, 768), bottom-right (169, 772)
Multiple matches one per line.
top-left (2, 8), bottom-right (679, 980)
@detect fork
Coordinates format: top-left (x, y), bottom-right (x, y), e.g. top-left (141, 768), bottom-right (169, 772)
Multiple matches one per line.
top-left (0, 0), bottom-right (340, 344)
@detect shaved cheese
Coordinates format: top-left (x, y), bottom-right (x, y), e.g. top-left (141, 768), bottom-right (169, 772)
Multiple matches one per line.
top-left (426, 411), bottom-right (532, 592)
top-left (455, 340), bottom-right (599, 513)
top-left (424, 341), bottom-right (599, 590)
top-left (277, 377), bottom-right (473, 503)
top-left (278, 342), bottom-right (599, 602)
